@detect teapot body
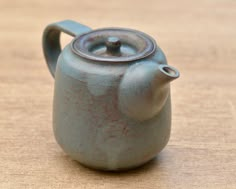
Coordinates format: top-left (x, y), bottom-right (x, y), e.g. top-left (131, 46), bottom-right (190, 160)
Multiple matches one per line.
top-left (54, 45), bottom-right (171, 170)
top-left (43, 20), bottom-right (179, 170)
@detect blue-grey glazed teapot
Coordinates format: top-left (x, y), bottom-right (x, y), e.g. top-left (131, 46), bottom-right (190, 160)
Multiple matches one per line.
top-left (42, 20), bottom-right (179, 170)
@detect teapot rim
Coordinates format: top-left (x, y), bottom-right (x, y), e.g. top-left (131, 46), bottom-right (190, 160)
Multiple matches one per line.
top-left (71, 27), bottom-right (157, 63)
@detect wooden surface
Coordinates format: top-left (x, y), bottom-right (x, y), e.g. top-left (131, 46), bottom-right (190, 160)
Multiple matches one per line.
top-left (0, 0), bottom-right (236, 188)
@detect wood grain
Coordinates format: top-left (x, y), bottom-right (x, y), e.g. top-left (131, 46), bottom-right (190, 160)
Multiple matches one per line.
top-left (0, 0), bottom-right (236, 188)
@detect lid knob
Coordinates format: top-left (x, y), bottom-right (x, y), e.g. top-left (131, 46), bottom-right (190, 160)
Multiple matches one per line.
top-left (106, 37), bottom-right (121, 56)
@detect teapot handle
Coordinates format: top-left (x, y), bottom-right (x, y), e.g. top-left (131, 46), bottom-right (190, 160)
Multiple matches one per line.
top-left (42, 20), bottom-right (91, 78)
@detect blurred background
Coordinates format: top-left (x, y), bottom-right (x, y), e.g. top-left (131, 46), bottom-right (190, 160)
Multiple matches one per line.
top-left (0, 0), bottom-right (236, 188)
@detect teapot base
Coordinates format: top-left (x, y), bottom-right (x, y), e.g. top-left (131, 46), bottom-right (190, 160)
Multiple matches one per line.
top-left (73, 155), bottom-right (158, 171)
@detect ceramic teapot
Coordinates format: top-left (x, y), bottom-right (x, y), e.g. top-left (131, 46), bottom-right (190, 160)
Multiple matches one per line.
top-left (42, 20), bottom-right (179, 170)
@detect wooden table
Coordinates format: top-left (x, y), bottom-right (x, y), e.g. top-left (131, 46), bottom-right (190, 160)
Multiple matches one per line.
top-left (1, 0), bottom-right (236, 188)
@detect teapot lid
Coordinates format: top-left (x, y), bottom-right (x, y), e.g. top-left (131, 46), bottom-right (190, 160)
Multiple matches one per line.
top-left (71, 28), bottom-right (156, 62)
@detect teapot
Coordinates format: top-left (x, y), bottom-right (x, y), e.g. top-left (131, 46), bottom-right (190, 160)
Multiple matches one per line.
top-left (42, 20), bottom-right (179, 170)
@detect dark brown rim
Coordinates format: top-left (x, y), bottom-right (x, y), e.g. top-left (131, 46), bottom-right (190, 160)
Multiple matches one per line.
top-left (71, 27), bottom-right (156, 62)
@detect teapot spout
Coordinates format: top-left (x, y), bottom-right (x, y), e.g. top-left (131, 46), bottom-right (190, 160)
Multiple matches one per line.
top-left (118, 62), bottom-right (179, 121)
top-left (156, 64), bottom-right (179, 85)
